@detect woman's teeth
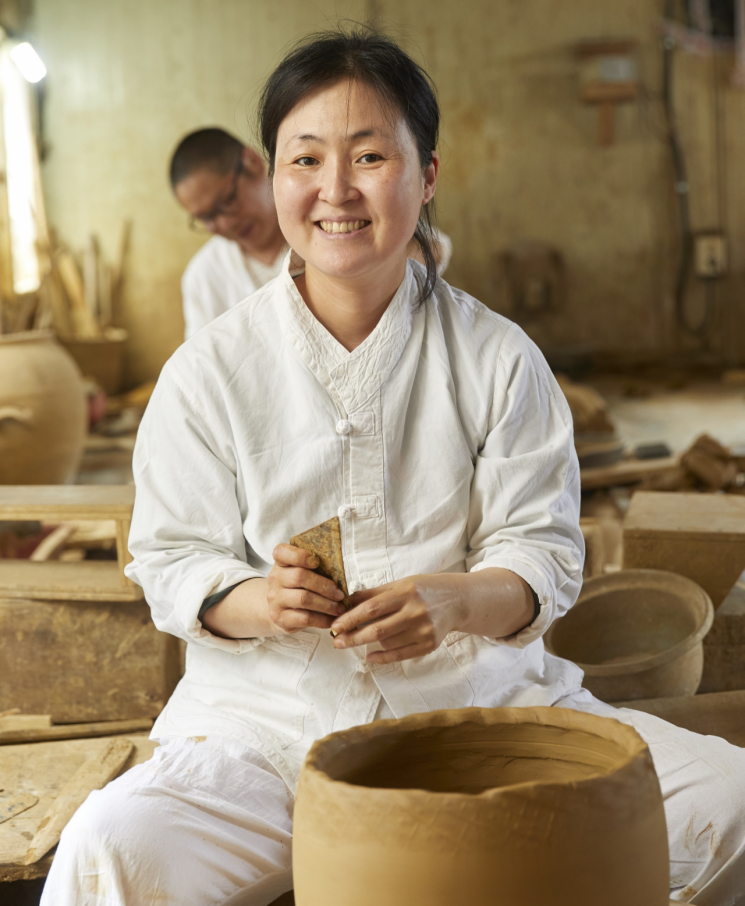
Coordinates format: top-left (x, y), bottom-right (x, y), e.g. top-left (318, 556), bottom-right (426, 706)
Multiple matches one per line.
top-left (319, 220), bottom-right (369, 234)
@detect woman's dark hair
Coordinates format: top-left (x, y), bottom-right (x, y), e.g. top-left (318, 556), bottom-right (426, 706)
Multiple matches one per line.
top-left (258, 26), bottom-right (440, 304)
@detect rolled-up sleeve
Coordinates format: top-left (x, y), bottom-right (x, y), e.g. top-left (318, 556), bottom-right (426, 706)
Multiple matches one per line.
top-left (124, 359), bottom-right (265, 653)
top-left (466, 323), bottom-right (584, 648)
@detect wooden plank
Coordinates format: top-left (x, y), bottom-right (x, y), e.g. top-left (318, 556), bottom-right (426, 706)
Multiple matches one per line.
top-left (0, 598), bottom-right (180, 723)
top-left (0, 734), bottom-right (156, 879)
top-left (625, 491), bottom-right (745, 540)
top-left (580, 456), bottom-right (680, 490)
top-left (0, 718), bottom-right (152, 745)
top-left (619, 690), bottom-right (745, 748)
top-left (0, 485), bottom-right (134, 522)
top-left (0, 560), bottom-right (143, 601)
top-left (0, 792), bottom-right (38, 825)
top-left (0, 715), bottom-right (51, 731)
top-left (115, 518), bottom-right (136, 588)
top-left (24, 737), bottom-right (133, 863)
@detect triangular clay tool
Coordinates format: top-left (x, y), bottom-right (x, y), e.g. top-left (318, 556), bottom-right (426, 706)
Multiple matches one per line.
top-left (290, 516), bottom-right (350, 609)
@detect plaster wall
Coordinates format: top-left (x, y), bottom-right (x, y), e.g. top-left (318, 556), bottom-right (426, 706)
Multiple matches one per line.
top-left (29, 0), bottom-right (744, 384)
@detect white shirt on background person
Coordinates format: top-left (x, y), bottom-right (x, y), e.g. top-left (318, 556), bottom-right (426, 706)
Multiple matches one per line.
top-left (127, 251), bottom-right (584, 791)
top-left (181, 235), bottom-right (286, 339)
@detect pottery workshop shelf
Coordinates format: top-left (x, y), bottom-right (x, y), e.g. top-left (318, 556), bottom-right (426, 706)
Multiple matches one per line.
top-left (0, 485), bottom-right (142, 602)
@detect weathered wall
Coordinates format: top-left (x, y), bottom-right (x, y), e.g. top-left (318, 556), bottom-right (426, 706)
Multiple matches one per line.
top-left (29, 0), bottom-right (745, 384)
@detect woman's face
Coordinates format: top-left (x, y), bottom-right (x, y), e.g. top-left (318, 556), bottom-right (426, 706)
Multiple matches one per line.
top-left (273, 79), bottom-right (438, 285)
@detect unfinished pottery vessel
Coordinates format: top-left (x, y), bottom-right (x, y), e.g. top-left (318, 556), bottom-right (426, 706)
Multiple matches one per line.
top-left (546, 569), bottom-right (714, 702)
top-left (293, 706), bottom-right (669, 906)
top-left (0, 331), bottom-right (86, 484)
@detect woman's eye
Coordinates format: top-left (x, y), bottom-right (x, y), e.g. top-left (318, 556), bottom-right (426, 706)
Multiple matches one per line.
top-left (294, 156), bottom-right (318, 167)
top-left (359, 153), bottom-right (382, 164)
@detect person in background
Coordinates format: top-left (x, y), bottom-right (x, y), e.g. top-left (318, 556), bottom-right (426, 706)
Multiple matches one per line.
top-left (170, 128), bottom-right (288, 339)
top-left (170, 127), bottom-right (453, 339)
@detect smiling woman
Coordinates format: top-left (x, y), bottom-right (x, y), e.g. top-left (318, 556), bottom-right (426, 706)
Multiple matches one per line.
top-left (40, 25), bottom-right (745, 906)
top-left (259, 29), bottom-right (440, 313)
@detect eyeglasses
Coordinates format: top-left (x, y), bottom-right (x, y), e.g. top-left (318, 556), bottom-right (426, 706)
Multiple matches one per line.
top-left (188, 160), bottom-right (245, 232)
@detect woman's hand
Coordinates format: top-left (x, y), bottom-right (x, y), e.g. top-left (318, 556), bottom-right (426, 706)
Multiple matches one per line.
top-left (330, 568), bottom-right (536, 664)
top-left (266, 543), bottom-right (347, 633)
top-left (330, 574), bottom-right (463, 664)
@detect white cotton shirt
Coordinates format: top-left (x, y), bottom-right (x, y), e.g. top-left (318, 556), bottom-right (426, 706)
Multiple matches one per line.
top-left (181, 235), bottom-right (286, 339)
top-left (181, 230), bottom-right (453, 340)
top-left (127, 252), bottom-right (584, 790)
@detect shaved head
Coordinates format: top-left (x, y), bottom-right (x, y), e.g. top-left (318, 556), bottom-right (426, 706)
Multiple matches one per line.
top-left (169, 128), bottom-right (244, 190)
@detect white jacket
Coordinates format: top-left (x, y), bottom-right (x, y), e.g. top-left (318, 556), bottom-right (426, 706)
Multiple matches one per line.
top-left (181, 235), bottom-right (285, 339)
top-left (127, 253), bottom-right (584, 788)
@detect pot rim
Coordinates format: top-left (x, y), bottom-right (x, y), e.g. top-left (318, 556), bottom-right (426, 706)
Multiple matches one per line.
top-left (302, 705), bottom-right (650, 799)
top-left (546, 569), bottom-right (714, 677)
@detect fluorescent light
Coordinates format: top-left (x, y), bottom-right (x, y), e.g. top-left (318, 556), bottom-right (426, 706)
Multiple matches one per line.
top-left (10, 42), bottom-right (46, 83)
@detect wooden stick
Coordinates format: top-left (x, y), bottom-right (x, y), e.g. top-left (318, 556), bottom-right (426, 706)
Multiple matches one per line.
top-left (0, 718), bottom-right (152, 745)
top-left (23, 737), bottom-right (133, 864)
top-left (29, 524), bottom-right (75, 562)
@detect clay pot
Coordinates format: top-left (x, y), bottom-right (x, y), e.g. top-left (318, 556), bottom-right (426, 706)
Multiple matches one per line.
top-left (0, 331), bottom-right (87, 484)
top-left (546, 570), bottom-right (714, 702)
top-left (293, 706), bottom-right (670, 906)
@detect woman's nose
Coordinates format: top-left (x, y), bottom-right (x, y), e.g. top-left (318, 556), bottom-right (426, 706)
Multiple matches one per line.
top-left (319, 159), bottom-right (359, 206)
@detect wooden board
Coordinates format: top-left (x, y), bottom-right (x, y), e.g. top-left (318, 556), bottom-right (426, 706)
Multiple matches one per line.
top-left (0, 598), bottom-right (181, 722)
top-left (0, 718), bottom-right (152, 745)
top-left (619, 690), bottom-right (745, 748)
top-left (624, 492), bottom-right (745, 608)
top-left (24, 737), bottom-right (133, 864)
top-left (0, 560), bottom-right (143, 602)
top-left (0, 486), bottom-right (134, 521)
top-left (580, 456), bottom-right (680, 490)
top-left (0, 734), bottom-right (157, 881)
top-left (624, 491), bottom-right (745, 540)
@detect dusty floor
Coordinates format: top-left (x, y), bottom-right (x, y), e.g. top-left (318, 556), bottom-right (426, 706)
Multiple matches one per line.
top-left (591, 379), bottom-right (745, 454)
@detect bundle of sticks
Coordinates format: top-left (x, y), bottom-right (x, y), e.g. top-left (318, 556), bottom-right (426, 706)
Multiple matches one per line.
top-left (0, 222), bottom-right (131, 338)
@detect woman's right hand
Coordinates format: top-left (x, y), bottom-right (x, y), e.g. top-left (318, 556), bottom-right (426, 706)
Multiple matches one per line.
top-left (267, 543), bottom-right (347, 633)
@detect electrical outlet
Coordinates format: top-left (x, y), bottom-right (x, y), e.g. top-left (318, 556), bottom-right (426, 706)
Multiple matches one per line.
top-left (694, 231), bottom-right (728, 279)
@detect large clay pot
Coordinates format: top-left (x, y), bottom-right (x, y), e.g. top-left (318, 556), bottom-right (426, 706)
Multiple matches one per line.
top-left (293, 706), bottom-right (670, 906)
top-left (0, 331), bottom-right (86, 484)
top-left (545, 570), bottom-right (714, 702)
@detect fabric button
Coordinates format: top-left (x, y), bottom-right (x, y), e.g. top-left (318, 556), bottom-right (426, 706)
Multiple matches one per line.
top-left (337, 504), bottom-right (353, 519)
top-left (335, 419), bottom-right (351, 436)
top-left (348, 580), bottom-right (365, 594)
top-left (356, 660), bottom-right (369, 672)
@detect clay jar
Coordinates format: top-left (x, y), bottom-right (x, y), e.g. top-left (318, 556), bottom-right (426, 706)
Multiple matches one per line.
top-left (0, 331), bottom-right (86, 484)
top-left (545, 570), bottom-right (714, 702)
top-left (293, 706), bottom-right (670, 906)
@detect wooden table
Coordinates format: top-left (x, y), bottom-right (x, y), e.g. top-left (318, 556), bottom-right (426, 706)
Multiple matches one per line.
top-left (0, 734), bottom-right (156, 882)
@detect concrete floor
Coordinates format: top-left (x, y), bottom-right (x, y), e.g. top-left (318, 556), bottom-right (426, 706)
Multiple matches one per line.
top-left (590, 379), bottom-right (745, 454)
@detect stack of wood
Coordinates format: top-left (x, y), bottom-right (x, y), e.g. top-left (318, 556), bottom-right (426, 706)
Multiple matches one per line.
top-left (640, 434), bottom-right (745, 493)
top-left (1, 224), bottom-right (131, 338)
top-left (38, 226), bottom-right (131, 339)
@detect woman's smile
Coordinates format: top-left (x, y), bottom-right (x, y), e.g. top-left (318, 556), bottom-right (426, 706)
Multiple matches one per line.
top-left (316, 219), bottom-right (371, 235)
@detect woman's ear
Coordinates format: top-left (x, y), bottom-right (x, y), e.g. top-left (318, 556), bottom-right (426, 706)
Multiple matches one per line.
top-left (422, 150), bottom-right (439, 205)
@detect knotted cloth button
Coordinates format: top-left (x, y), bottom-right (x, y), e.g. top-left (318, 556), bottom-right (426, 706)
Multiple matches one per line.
top-left (335, 419), bottom-right (352, 436)
top-left (337, 504), bottom-right (353, 519)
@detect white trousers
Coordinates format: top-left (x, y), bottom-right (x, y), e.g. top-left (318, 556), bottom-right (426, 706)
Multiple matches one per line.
top-left (40, 692), bottom-right (745, 906)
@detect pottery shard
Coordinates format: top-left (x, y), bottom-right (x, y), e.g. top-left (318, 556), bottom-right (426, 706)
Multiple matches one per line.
top-left (290, 517), bottom-right (350, 607)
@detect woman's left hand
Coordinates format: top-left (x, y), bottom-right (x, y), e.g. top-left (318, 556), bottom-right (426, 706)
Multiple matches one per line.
top-left (330, 575), bottom-right (463, 664)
